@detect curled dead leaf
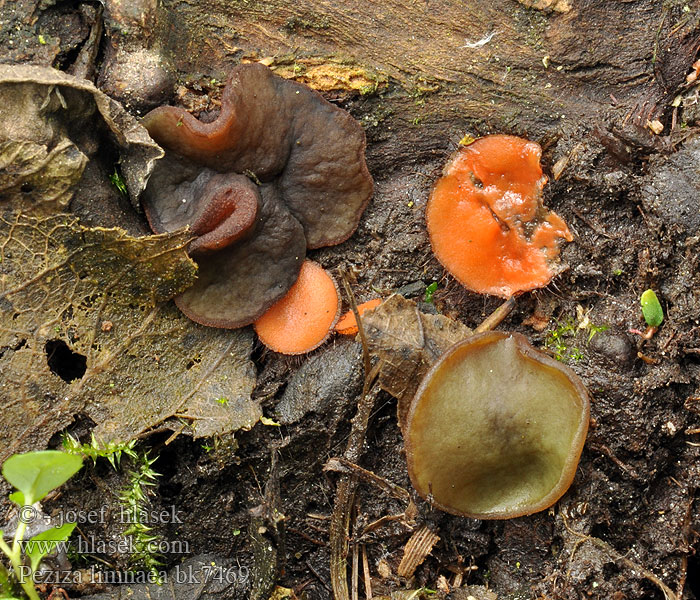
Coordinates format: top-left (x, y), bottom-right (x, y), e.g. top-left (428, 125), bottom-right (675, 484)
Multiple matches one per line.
top-left (362, 294), bottom-right (471, 428)
top-left (0, 64), bottom-right (162, 224)
top-left (0, 212), bottom-right (259, 459)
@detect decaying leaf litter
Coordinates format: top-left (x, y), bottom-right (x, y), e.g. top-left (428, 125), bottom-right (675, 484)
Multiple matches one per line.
top-left (1, 1), bottom-right (700, 599)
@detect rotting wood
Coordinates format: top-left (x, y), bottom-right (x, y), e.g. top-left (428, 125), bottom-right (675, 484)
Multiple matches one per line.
top-left (147, 0), bottom-right (700, 151)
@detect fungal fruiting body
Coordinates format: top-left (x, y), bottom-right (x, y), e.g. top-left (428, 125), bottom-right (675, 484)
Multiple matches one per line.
top-left (254, 261), bottom-right (340, 355)
top-left (405, 331), bottom-right (589, 519)
top-left (426, 135), bottom-right (572, 297)
top-left (335, 298), bottom-right (383, 336)
top-left (141, 63), bottom-right (372, 329)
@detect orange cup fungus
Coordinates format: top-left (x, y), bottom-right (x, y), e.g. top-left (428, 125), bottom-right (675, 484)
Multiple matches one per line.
top-left (335, 298), bottom-right (383, 336)
top-left (426, 135), bottom-right (573, 297)
top-left (254, 261), bottom-right (340, 355)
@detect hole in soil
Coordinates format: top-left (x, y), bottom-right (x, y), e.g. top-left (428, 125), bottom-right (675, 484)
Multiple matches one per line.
top-left (49, 413), bottom-right (98, 448)
top-left (45, 339), bottom-right (87, 382)
top-left (688, 551), bottom-right (699, 597)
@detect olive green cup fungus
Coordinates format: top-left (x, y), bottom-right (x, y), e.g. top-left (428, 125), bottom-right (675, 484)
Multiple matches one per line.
top-left (405, 331), bottom-right (589, 519)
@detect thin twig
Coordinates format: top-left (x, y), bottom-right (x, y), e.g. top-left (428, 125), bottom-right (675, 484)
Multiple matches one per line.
top-left (352, 529), bottom-right (359, 600)
top-left (329, 382), bottom-right (380, 600)
top-left (362, 545), bottom-right (372, 600)
top-left (475, 297), bottom-right (516, 333)
top-left (562, 514), bottom-right (677, 600)
top-left (340, 270), bottom-right (372, 380)
top-left (325, 457), bottom-right (410, 502)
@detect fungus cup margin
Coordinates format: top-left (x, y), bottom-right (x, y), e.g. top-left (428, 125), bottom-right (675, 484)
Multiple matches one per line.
top-left (404, 330), bottom-right (590, 519)
top-left (335, 298), bottom-right (383, 336)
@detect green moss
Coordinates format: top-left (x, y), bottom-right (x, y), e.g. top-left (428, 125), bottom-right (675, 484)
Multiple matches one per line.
top-left (544, 312), bottom-right (608, 363)
top-left (545, 318), bottom-right (583, 363)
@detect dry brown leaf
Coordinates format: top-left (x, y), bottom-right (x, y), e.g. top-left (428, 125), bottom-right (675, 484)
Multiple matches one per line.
top-left (0, 64), bottom-right (162, 224)
top-left (0, 212), bottom-right (259, 460)
top-left (362, 294), bottom-right (471, 428)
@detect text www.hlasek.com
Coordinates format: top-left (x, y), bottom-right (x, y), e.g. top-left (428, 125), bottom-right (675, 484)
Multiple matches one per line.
top-left (20, 535), bottom-right (189, 556)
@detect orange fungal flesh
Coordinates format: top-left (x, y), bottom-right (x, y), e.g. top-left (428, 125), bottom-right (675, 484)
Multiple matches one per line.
top-left (426, 135), bottom-right (572, 297)
top-left (335, 298), bottom-right (383, 336)
top-left (254, 261), bottom-right (340, 354)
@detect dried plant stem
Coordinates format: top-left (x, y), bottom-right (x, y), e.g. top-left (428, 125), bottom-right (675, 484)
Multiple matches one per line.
top-left (331, 270), bottom-right (382, 600)
top-left (329, 381), bottom-right (380, 600)
top-left (475, 296), bottom-right (516, 333)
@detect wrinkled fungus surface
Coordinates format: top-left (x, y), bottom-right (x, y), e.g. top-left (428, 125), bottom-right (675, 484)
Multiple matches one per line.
top-left (406, 331), bottom-right (589, 519)
top-left (254, 261), bottom-right (340, 355)
top-left (426, 135), bottom-right (572, 297)
top-left (141, 63), bottom-right (373, 328)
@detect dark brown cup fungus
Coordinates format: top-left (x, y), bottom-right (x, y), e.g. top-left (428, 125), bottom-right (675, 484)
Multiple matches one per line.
top-left (141, 63), bottom-right (373, 328)
top-left (405, 331), bottom-right (589, 519)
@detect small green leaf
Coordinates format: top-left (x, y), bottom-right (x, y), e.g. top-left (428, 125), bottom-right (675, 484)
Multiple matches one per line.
top-left (2, 451), bottom-right (83, 505)
top-left (424, 282), bottom-right (438, 303)
top-left (8, 491), bottom-right (24, 506)
top-left (260, 416), bottom-right (280, 427)
top-left (25, 523), bottom-right (76, 573)
top-left (640, 289), bottom-right (663, 328)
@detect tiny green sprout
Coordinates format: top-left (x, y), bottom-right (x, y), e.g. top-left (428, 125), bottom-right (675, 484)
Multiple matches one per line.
top-left (587, 323), bottom-right (609, 342)
top-left (38, 34), bottom-right (46, 45)
top-left (424, 281), bottom-right (438, 303)
top-left (215, 397), bottom-right (229, 406)
top-left (641, 289), bottom-right (663, 328)
top-left (109, 168), bottom-right (128, 198)
top-left (0, 451), bottom-right (82, 600)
